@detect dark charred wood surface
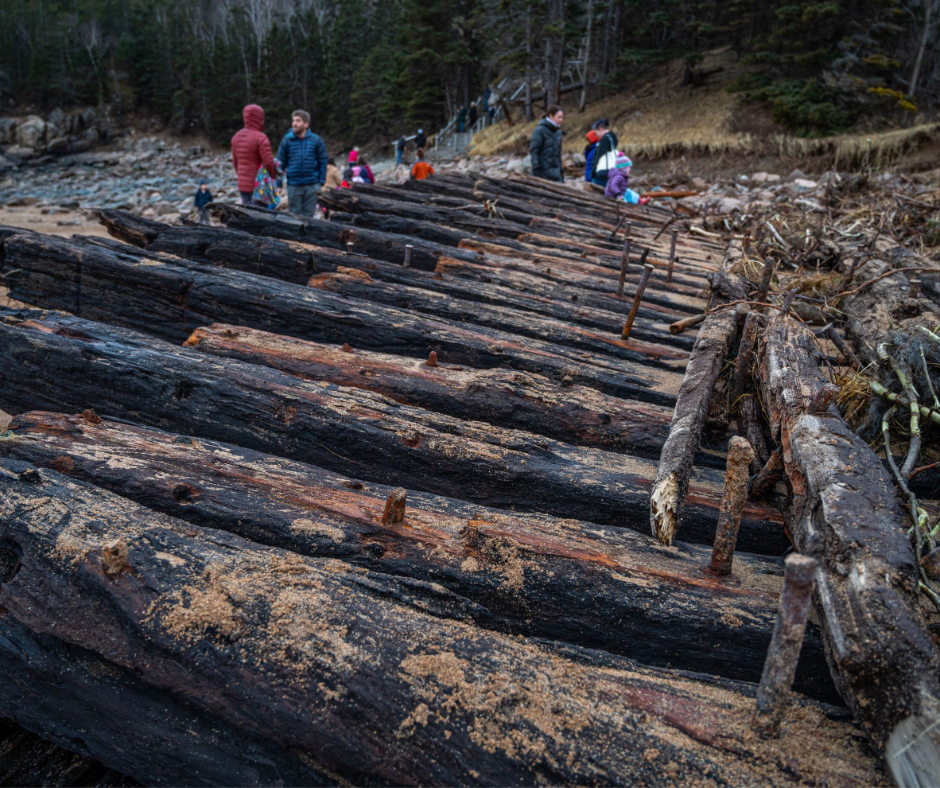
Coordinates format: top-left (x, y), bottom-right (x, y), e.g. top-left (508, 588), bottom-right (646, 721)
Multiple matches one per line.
top-left (2, 411), bottom-right (835, 699)
top-left (0, 310), bottom-right (785, 552)
top-left (0, 231), bottom-right (682, 403)
top-left (305, 269), bottom-right (687, 369)
top-left (184, 324), bottom-right (679, 458)
top-left (760, 315), bottom-right (940, 768)
top-left (0, 718), bottom-right (137, 787)
top-left (0, 459), bottom-right (889, 786)
top-left (94, 210), bottom-right (698, 349)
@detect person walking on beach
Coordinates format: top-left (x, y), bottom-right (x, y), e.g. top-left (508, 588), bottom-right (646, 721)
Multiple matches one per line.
top-left (231, 104), bottom-right (277, 206)
top-left (529, 105), bottom-right (564, 182)
top-left (276, 109), bottom-right (328, 220)
top-left (415, 129), bottom-right (427, 150)
top-left (395, 135), bottom-right (407, 166)
top-left (458, 105), bottom-right (467, 133)
top-left (193, 179), bottom-right (213, 225)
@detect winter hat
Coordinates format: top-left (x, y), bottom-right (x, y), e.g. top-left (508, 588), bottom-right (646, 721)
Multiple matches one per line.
top-left (348, 150), bottom-right (358, 163)
top-left (585, 129), bottom-right (600, 144)
top-left (615, 152), bottom-right (633, 169)
top-left (199, 179), bottom-right (207, 185)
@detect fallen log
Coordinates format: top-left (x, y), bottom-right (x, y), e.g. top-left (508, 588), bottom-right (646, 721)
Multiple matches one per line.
top-left (3, 410), bottom-right (834, 698)
top-left (0, 231), bottom-right (680, 403)
top-left (759, 314), bottom-right (940, 784)
top-left (0, 458), bottom-right (887, 786)
top-left (0, 310), bottom-right (784, 552)
top-left (184, 324), bottom-right (678, 457)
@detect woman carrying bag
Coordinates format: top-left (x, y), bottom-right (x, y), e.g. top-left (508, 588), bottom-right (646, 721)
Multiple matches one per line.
top-left (589, 119), bottom-right (618, 187)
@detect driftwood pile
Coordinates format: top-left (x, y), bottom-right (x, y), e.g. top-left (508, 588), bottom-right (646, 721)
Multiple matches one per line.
top-left (0, 171), bottom-right (923, 785)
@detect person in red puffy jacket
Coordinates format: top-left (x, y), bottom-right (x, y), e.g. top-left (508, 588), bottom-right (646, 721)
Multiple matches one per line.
top-left (231, 104), bottom-right (277, 206)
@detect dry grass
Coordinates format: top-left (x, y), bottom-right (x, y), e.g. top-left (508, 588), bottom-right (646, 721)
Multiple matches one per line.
top-left (469, 45), bottom-right (940, 169)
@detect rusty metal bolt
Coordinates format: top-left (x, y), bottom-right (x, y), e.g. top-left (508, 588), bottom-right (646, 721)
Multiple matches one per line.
top-left (704, 437), bottom-right (755, 576)
top-left (752, 554), bottom-right (818, 737)
top-left (381, 488), bottom-right (407, 525)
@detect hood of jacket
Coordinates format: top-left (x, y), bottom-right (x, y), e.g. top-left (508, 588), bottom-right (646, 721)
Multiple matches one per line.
top-left (243, 104), bottom-right (265, 131)
top-left (538, 118), bottom-right (560, 132)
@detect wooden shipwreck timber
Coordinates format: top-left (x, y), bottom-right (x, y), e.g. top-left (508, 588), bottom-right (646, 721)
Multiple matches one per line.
top-left (0, 172), bottom-right (935, 785)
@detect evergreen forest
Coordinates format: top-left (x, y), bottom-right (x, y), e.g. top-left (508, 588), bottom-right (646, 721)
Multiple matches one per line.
top-left (0, 0), bottom-right (937, 143)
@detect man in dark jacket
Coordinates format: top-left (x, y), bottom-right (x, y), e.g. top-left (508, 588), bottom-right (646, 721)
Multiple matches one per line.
top-left (414, 129), bottom-right (426, 149)
top-left (231, 104), bottom-right (277, 205)
top-left (276, 109), bottom-right (328, 220)
top-left (529, 105), bottom-right (564, 182)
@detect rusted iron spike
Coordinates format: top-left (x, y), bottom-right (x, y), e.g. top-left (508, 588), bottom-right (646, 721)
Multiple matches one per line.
top-left (756, 256), bottom-right (775, 304)
top-left (780, 289), bottom-right (797, 316)
top-left (617, 237), bottom-right (632, 296)
top-left (729, 311), bottom-right (759, 407)
top-left (669, 313), bottom-right (706, 334)
top-left (607, 213), bottom-right (627, 241)
top-left (825, 325), bottom-right (860, 369)
top-left (622, 264), bottom-right (654, 340)
top-left (752, 554), bottom-right (818, 737)
top-left (404, 244), bottom-right (413, 268)
top-left (809, 383), bottom-right (839, 414)
top-left (625, 220), bottom-right (632, 239)
top-left (381, 487), bottom-right (407, 525)
top-left (843, 256), bottom-right (863, 287)
top-left (425, 351), bottom-right (438, 367)
top-left (704, 437), bottom-right (755, 576)
top-left (751, 449), bottom-right (784, 499)
top-left (667, 230), bottom-right (678, 283)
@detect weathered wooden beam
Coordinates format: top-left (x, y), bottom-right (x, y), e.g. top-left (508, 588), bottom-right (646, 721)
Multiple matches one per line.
top-left (0, 458), bottom-right (886, 786)
top-left (0, 310), bottom-right (784, 551)
top-left (2, 410), bottom-right (835, 698)
top-left (0, 231), bottom-right (679, 403)
top-left (184, 324), bottom-right (677, 458)
top-left (759, 313), bottom-right (940, 784)
top-left (651, 306), bottom-right (744, 545)
top-left (93, 210), bottom-right (699, 345)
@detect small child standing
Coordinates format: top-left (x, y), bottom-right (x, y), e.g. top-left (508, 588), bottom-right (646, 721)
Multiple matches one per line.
top-left (605, 153), bottom-right (649, 204)
top-left (194, 180), bottom-right (213, 225)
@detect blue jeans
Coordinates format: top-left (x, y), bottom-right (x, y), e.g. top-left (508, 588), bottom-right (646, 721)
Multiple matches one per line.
top-left (396, 149), bottom-right (403, 165)
top-left (288, 184), bottom-right (319, 220)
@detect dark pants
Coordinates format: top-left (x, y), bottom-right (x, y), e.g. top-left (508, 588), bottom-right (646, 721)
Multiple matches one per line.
top-left (591, 173), bottom-right (609, 188)
top-left (288, 184), bottom-right (319, 220)
top-left (239, 191), bottom-right (253, 205)
top-left (197, 207), bottom-right (210, 225)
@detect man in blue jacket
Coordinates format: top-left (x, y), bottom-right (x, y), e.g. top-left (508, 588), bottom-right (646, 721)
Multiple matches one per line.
top-left (277, 109), bottom-right (328, 220)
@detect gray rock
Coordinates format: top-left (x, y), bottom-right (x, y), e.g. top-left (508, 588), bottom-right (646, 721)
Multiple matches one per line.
top-left (787, 168), bottom-right (808, 181)
top-left (48, 108), bottom-right (66, 131)
top-left (15, 116), bottom-right (47, 150)
top-left (718, 197), bottom-right (744, 213)
top-left (0, 118), bottom-right (16, 145)
top-left (46, 137), bottom-right (70, 156)
top-left (155, 201), bottom-right (178, 216)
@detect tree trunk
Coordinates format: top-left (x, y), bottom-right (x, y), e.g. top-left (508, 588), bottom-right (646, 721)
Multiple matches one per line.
top-left (579, 0), bottom-right (593, 113)
top-left (0, 459), bottom-right (886, 786)
top-left (3, 410), bottom-right (835, 698)
top-left (759, 314), bottom-right (940, 785)
top-left (0, 311), bottom-right (784, 552)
